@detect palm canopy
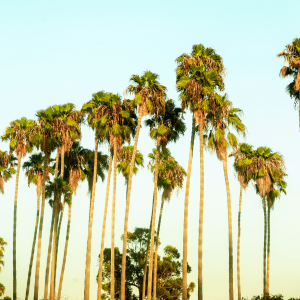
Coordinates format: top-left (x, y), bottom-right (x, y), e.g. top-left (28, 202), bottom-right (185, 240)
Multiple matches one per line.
top-left (23, 153), bottom-right (54, 198)
top-left (204, 94), bottom-right (246, 160)
top-left (176, 43), bottom-right (224, 122)
top-left (148, 148), bottom-right (186, 201)
top-left (33, 103), bottom-right (82, 153)
top-left (0, 150), bottom-right (17, 194)
top-left (125, 70), bottom-right (167, 118)
top-left (278, 38), bottom-right (300, 126)
top-left (117, 145), bottom-right (144, 183)
top-left (145, 99), bottom-right (186, 148)
top-left (1, 117), bottom-right (36, 157)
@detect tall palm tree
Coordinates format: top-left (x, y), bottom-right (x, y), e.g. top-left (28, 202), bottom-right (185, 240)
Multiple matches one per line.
top-left (22, 153), bottom-right (53, 300)
top-left (120, 70), bottom-right (166, 300)
top-left (230, 143), bottom-right (255, 300)
top-left (81, 90), bottom-right (110, 300)
top-left (205, 94), bottom-right (245, 300)
top-left (1, 117), bottom-right (36, 300)
top-left (176, 43), bottom-right (224, 300)
top-left (148, 148), bottom-right (186, 300)
top-left (278, 38), bottom-right (300, 129)
top-left (144, 99), bottom-right (185, 298)
top-left (0, 150), bottom-right (17, 195)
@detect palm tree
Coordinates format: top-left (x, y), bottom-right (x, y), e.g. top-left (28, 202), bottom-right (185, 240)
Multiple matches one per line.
top-left (144, 99), bottom-right (185, 298)
top-left (175, 43), bottom-right (224, 300)
top-left (278, 38), bottom-right (300, 129)
top-left (120, 70), bottom-right (166, 300)
top-left (1, 117), bottom-right (36, 300)
top-left (0, 150), bottom-right (17, 195)
top-left (22, 153), bottom-right (53, 300)
top-left (0, 238), bottom-right (7, 272)
top-left (230, 143), bottom-right (255, 300)
top-left (148, 148), bottom-right (186, 300)
top-left (205, 94), bottom-right (245, 300)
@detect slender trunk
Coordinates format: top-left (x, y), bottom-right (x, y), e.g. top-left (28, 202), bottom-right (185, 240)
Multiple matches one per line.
top-left (183, 117), bottom-right (195, 300)
top-left (266, 205), bottom-right (270, 295)
top-left (111, 145), bottom-right (117, 300)
top-left (153, 196), bottom-right (164, 300)
top-left (142, 194), bottom-right (155, 300)
top-left (57, 199), bottom-right (72, 300)
top-left (120, 112), bottom-right (142, 300)
top-left (12, 152), bottom-right (21, 300)
top-left (147, 143), bottom-right (160, 300)
top-left (97, 155), bottom-right (113, 300)
top-left (198, 120), bottom-right (204, 300)
top-left (263, 197), bottom-right (267, 297)
top-left (50, 200), bottom-right (59, 300)
top-left (237, 185), bottom-right (242, 300)
top-left (84, 138), bottom-right (99, 300)
top-left (25, 194), bottom-right (41, 300)
top-left (222, 158), bottom-right (234, 300)
top-left (34, 150), bottom-right (49, 300)
top-left (44, 149), bottom-right (60, 300)
top-left (44, 212), bottom-right (55, 300)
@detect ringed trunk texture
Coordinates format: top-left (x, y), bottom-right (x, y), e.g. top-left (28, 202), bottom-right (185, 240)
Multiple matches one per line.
top-left (13, 152), bottom-right (22, 300)
top-left (198, 120), bottom-right (204, 300)
top-left (50, 201), bottom-right (59, 300)
top-left (84, 138), bottom-right (99, 300)
top-left (111, 146), bottom-right (117, 300)
top-left (153, 196), bottom-right (164, 300)
top-left (97, 155), bottom-right (113, 300)
top-left (142, 194), bottom-right (155, 300)
top-left (25, 194), bottom-right (41, 300)
top-left (34, 150), bottom-right (50, 300)
top-left (222, 158), bottom-right (234, 300)
top-left (182, 117), bottom-right (195, 300)
top-left (44, 212), bottom-right (55, 300)
top-left (146, 143), bottom-right (160, 300)
top-left (237, 185), bottom-right (243, 300)
top-left (120, 112), bottom-right (142, 300)
top-left (57, 199), bottom-right (72, 300)
top-left (266, 205), bottom-right (271, 295)
top-left (263, 197), bottom-right (267, 296)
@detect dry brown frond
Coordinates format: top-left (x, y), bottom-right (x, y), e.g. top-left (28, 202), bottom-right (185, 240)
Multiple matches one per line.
top-left (69, 169), bottom-right (80, 195)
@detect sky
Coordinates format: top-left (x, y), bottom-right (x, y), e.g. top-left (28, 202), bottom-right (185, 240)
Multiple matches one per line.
top-left (0, 0), bottom-right (300, 299)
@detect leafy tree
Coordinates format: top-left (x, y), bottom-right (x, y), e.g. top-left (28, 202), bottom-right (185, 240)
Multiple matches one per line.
top-left (176, 43), bottom-right (224, 300)
top-left (0, 150), bottom-right (17, 195)
top-left (121, 71), bottom-right (166, 300)
top-left (0, 237), bottom-right (7, 273)
top-left (97, 228), bottom-right (195, 300)
top-left (2, 117), bottom-right (36, 300)
top-left (22, 153), bottom-right (53, 300)
top-left (278, 38), bottom-right (300, 128)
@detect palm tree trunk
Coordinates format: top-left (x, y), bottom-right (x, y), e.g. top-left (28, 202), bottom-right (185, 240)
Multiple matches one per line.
top-left (266, 205), bottom-right (270, 295)
top-left (50, 200), bottom-right (59, 300)
top-left (44, 149), bottom-right (60, 300)
top-left (57, 199), bottom-right (72, 300)
top-left (120, 112), bottom-right (142, 300)
top-left (12, 152), bottom-right (22, 300)
top-left (147, 143), bottom-right (160, 300)
top-left (263, 197), bottom-right (267, 297)
top-left (222, 158), bottom-right (234, 300)
top-left (153, 196), bottom-right (165, 300)
top-left (183, 117), bottom-right (195, 300)
top-left (84, 138), bottom-right (99, 300)
top-left (142, 194), bottom-right (154, 300)
top-left (33, 150), bottom-right (50, 300)
top-left (198, 119), bottom-right (205, 300)
top-left (237, 185), bottom-right (242, 300)
top-left (97, 155), bottom-right (113, 300)
top-left (111, 145), bottom-right (117, 300)
top-left (25, 194), bottom-right (41, 300)
top-left (44, 211), bottom-right (55, 300)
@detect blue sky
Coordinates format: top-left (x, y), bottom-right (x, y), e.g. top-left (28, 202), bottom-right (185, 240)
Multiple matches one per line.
top-left (1, 0), bottom-right (300, 299)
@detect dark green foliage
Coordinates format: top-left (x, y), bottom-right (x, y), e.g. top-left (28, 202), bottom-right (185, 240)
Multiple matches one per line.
top-left (242, 295), bottom-right (300, 300)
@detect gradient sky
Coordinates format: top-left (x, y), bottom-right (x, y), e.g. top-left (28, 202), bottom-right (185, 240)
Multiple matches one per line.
top-left (1, 0), bottom-right (300, 299)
